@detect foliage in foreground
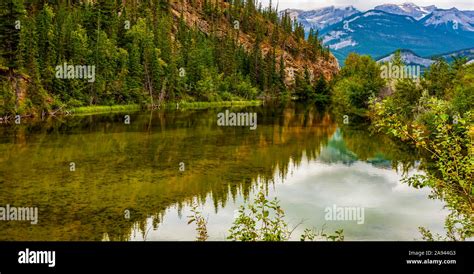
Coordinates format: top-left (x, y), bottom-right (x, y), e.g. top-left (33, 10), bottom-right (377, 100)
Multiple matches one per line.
top-left (188, 190), bottom-right (344, 242)
top-left (370, 60), bottom-right (473, 241)
top-left (187, 204), bottom-right (209, 242)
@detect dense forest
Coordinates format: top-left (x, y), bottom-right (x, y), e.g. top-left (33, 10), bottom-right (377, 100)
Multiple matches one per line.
top-left (0, 0), bottom-right (338, 117)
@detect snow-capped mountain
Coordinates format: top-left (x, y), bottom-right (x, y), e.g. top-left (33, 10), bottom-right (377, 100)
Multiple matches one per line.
top-left (374, 3), bottom-right (436, 20)
top-left (319, 10), bottom-right (474, 64)
top-left (288, 3), bottom-right (474, 64)
top-left (281, 6), bottom-right (360, 31)
top-left (377, 48), bottom-right (474, 67)
top-left (421, 8), bottom-right (474, 32)
top-left (287, 3), bottom-right (474, 33)
top-left (377, 50), bottom-right (435, 67)
top-left (433, 48), bottom-right (474, 62)
top-left (464, 11), bottom-right (474, 18)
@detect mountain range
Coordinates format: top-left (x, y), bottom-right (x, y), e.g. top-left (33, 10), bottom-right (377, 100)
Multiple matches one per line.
top-left (375, 48), bottom-right (474, 66)
top-left (374, 3), bottom-right (437, 20)
top-left (282, 3), bottom-right (474, 64)
top-left (284, 6), bottom-right (359, 31)
top-left (377, 49), bottom-right (435, 67)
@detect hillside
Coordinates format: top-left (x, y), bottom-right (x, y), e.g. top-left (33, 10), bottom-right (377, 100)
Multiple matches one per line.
top-left (0, 0), bottom-right (339, 117)
top-left (170, 1), bottom-right (339, 82)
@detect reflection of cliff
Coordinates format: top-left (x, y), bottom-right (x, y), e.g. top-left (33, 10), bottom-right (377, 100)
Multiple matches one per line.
top-left (0, 104), bottom-right (338, 241)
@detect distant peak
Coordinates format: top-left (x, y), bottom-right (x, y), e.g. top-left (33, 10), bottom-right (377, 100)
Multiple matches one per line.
top-left (297, 5), bottom-right (359, 13)
top-left (433, 7), bottom-right (460, 13)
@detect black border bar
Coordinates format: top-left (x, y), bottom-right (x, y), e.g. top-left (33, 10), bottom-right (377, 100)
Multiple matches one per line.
top-left (0, 241), bottom-right (471, 273)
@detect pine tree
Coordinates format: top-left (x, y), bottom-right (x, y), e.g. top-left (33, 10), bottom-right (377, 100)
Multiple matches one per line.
top-left (36, 4), bottom-right (56, 92)
top-left (0, 0), bottom-right (25, 73)
top-left (0, 0), bottom-right (26, 112)
top-left (96, 0), bottom-right (117, 37)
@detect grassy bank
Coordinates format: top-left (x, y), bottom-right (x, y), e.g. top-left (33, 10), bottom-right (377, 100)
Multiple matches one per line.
top-left (70, 101), bottom-right (263, 116)
top-left (169, 100), bottom-right (262, 110)
top-left (70, 104), bottom-right (142, 115)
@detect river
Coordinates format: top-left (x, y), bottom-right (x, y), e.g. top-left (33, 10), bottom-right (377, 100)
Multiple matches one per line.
top-left (0, 103), bottom-right (448, 240)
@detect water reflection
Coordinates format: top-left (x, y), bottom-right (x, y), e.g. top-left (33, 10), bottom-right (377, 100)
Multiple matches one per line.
top-left (0, 103), bottom-right (447, 240)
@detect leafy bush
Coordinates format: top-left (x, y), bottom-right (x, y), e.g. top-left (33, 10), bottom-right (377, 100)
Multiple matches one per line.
top-left (187, 204), bottom-right (209, 242)
top-left (371, 96), bottom-right (473, 240)
top-left (450, 64), bottom-right (474, 114)
top-left (331, 53), bottom-right (385, 117)
top-left (188, 189), bottom-right (344, 242)
top-left (227, 190), bottom-right (291, 241)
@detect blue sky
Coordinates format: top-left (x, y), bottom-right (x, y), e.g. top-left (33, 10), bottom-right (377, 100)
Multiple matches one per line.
top-left (259, 0), bottom-right (474, 11)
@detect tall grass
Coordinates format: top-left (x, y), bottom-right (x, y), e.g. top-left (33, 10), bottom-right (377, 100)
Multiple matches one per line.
top-left (167, 100), bottom-right (262, 110)
top-left (70, 101), bottom-right (263, 115)
top-left (70, 105), bottom-right (141, 115)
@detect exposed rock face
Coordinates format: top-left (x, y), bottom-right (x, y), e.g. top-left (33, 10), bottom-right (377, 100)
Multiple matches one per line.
top-left (169, 0), bottom-right (339, 85)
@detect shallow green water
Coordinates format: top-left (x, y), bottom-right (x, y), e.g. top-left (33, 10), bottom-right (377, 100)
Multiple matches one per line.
top-left (0, 103), bottom-right (447, 241)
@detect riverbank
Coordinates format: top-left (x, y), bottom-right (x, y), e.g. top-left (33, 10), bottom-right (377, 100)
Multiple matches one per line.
top-left (1, 100), bottom-right (265, 124)
top-left (70, 105), bottom-right (142, 115)
top-left (173, 100), bottom-right (262, 109)
top-left (70, 101), bottom-right (263, 116)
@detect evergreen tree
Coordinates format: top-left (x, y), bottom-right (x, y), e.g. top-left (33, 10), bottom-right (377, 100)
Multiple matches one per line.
top-left (0, 0), bottom-right (25, 73)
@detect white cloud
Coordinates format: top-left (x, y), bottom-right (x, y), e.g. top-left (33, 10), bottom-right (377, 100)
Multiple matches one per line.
top-left (259, 0), bottom-right (474, 11)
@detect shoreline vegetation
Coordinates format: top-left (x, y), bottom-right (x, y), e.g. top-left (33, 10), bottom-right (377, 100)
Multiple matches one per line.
top-left (331, 51), bottom-right (473, 241)
top-left (71, 100), bottom-right (263, 115)
top-left (188, 189), bottom-right (345, 242)
top-left (0, 100), bottom-right (263, 121)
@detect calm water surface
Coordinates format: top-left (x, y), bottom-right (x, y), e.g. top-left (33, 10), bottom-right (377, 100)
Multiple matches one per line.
top-left (0, 103), bottom-right (448, 240)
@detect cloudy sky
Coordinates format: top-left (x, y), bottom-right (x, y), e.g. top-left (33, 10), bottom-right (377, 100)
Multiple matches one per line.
top-left (259, 0), bottom-right (474, 11)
